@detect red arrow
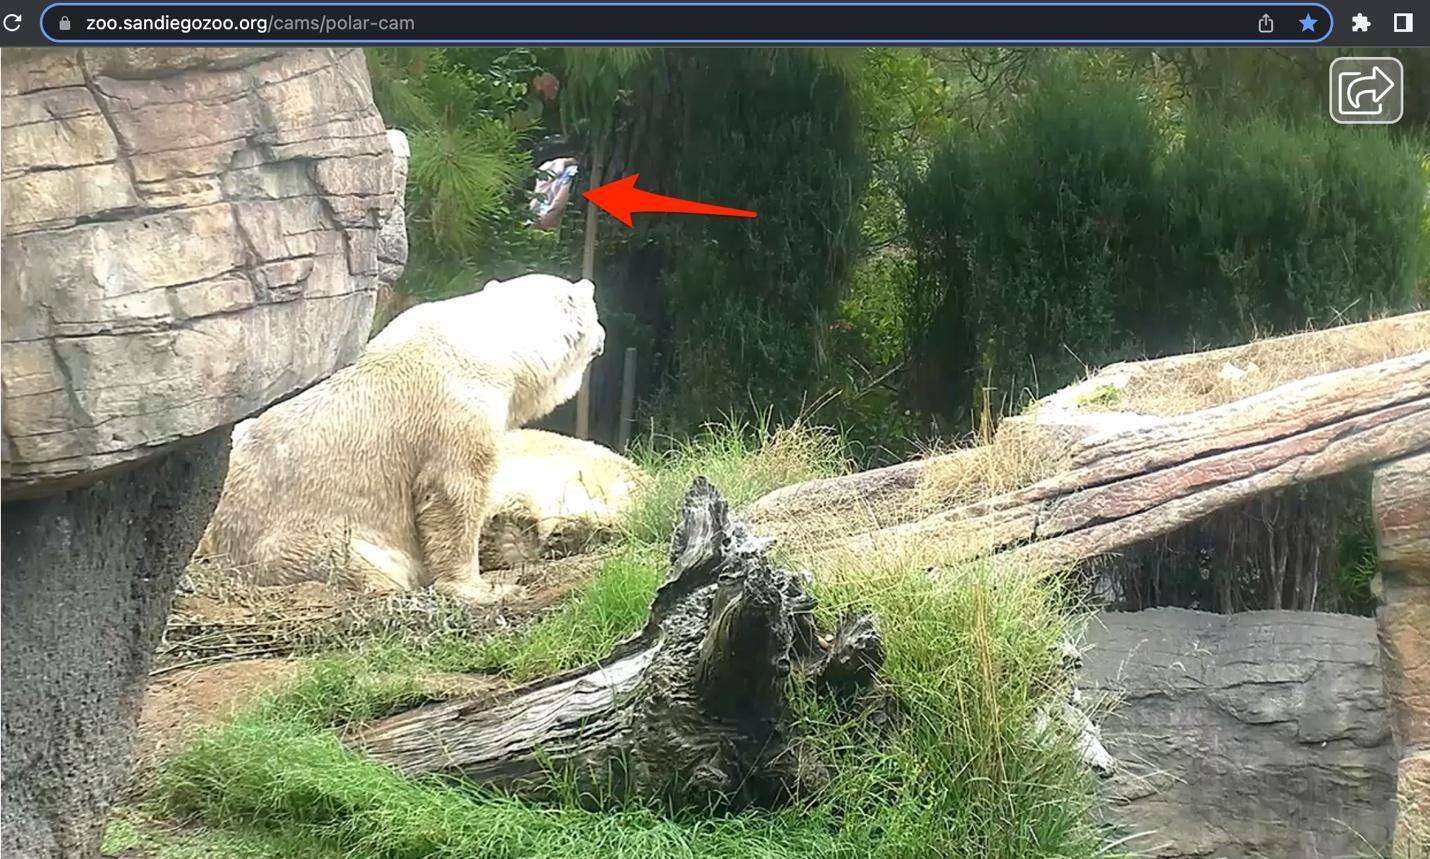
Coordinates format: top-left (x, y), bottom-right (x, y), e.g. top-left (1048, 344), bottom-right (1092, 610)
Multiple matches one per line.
top-left (583, 174), bottom-right (757, 228)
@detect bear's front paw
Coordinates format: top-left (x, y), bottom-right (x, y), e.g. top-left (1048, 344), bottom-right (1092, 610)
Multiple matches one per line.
top-left (434, 577), bottom-right (524, 606)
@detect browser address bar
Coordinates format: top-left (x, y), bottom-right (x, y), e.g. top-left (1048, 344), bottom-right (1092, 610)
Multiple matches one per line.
top-left (39, 2), bottom-right (1335, 45)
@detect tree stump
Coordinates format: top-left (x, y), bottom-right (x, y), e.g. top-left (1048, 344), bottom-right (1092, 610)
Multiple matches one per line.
top-left (349, 478), bottom-right (883, 808)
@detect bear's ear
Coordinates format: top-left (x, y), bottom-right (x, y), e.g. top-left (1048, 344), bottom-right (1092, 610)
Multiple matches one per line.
top-left (482, 279), bottom-right (500, 292)
top-left (573, 278), bottom-right (595, 299)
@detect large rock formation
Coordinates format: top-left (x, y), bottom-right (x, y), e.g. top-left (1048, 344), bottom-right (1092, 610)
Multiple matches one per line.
top-left (1, 47), bottom-right (401, 496)
top-left (1, 47), bottom-right (406, 857)
top-left (1080, 609), bottom-right (1396, 858)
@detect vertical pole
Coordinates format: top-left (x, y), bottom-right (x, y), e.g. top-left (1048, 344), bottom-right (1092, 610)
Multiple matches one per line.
top-left (618, 347), bottom-right (637, 450)
top-left (575, 134), bottom-right (607, 441)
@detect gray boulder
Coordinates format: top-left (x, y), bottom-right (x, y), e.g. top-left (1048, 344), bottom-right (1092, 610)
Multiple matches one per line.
top-left (1081, 608), bottom-right (1396, 858)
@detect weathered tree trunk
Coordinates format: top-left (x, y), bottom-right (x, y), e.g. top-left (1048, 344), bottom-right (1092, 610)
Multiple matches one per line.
top-left (782, 352), bottom-right (1430, 568)
top-left (350, 478), bottom-right (882, 808)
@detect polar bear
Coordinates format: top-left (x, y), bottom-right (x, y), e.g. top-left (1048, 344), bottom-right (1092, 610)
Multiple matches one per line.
top-left (197, 274), bottom-right (605, 602)
top-left (480, 429), bottom-right (645, 569)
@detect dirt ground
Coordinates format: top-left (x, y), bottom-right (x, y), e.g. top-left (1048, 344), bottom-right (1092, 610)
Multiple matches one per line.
top-left (169, 551), bottom-right (606, 631)
top-left (131, 657), bottom-right (303, 786)
top-left (125, 551), bottom-right (606, 798)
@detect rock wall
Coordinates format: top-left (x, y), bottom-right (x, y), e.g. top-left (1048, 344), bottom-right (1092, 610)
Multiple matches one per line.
top-left (1373, 450), bottom-right (1430, 856)
top-left (1080, 608), bottom-right (1396, 858)
top-left (1, 47), bottom-right (402, 496)
top-left (0, 47), bottom-right (406, 858)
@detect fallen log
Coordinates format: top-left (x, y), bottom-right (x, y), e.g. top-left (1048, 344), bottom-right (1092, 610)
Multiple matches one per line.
top-left (348, 478), bottom-right (883, 808)
top-left (813, 351), bottom-right (1430, 566)
top-left (1015, 399), bottom-right (1429, 566)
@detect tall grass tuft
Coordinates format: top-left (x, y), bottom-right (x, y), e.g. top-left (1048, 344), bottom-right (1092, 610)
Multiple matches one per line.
top-left (623, 418), bottom-right (849, 546)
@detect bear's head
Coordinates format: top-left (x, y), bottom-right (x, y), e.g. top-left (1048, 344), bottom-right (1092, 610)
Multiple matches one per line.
top-left (367, 273), bottom-right (605, 428)
top-left (480, 274), bottom-right (605, 426)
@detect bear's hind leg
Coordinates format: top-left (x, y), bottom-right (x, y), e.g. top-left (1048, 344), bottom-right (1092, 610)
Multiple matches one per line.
top-left (413, 471), bottom-right (518, 604)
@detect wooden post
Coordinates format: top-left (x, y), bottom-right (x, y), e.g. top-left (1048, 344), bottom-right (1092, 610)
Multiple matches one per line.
top-left (619, 347), bottom-right (637, 450)
top-left (575, 135), bottom-right (607, 441)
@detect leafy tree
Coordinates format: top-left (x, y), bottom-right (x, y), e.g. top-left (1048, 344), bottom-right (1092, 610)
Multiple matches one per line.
top-left (366, 49), bottom-right (569, 306)
top-left (607, 50), bottom-right (869, 430)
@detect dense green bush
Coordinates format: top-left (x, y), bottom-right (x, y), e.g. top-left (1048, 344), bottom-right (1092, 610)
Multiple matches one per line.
top-left (901, 71), bottom-right (1162, 416)
top-left (1166, 116), bottom-right (1424, 336)
top-left (900, 62), bottom-right (1425, 421)
top-left (630, 50), bottom-right (869, 431)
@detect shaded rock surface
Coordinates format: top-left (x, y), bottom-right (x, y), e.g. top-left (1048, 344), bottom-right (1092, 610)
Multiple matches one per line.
top-left (1, 430), bottom-right (230, 856)
top-left (1373, 450), bottom-right (1430, 854)
top-left (1, 47), bottom-right (404, 496)
top-left (1080, 608), bottom-right (1396, 858)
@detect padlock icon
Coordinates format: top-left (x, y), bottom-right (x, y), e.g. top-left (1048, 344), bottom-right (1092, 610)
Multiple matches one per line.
top-left (1258, 13), bottom-right (1274, 34)
top-left (58, 15), bottom-right (71, 31)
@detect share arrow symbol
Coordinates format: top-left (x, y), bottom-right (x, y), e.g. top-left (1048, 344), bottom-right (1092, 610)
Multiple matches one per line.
top-left (1348, 65), bottom-right (1397, 109)
top-left (583, 174), bottom-right (757, 227)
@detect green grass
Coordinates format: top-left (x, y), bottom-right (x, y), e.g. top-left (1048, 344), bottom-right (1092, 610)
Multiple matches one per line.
top-left (623, 418), bottom-right (849, 545)
top-left (1075, 383), bottom-right (1122, 409)
top-left (1334, 521), bottom-right (1379, 616)
top-left (307, 544), bottom-right (665, 685)
top-left (141, 423), bottom-right (1116, 859)
top-left (468, 544), bottom-right (665, 680)
top-left (104, 808), bottom-right (348, 859)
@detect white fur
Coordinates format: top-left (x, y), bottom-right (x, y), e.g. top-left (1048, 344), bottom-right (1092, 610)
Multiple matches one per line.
top-left (370, 274), bottom-right (604, 428)
top-left (198, 273), bottom-right (606, 599)
top-left (480, 430), bottom-right (644, 568)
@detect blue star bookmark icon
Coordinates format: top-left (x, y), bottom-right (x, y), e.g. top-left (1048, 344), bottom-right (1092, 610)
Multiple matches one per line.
top-left (1299, 12), bottom-right (1318, 31)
